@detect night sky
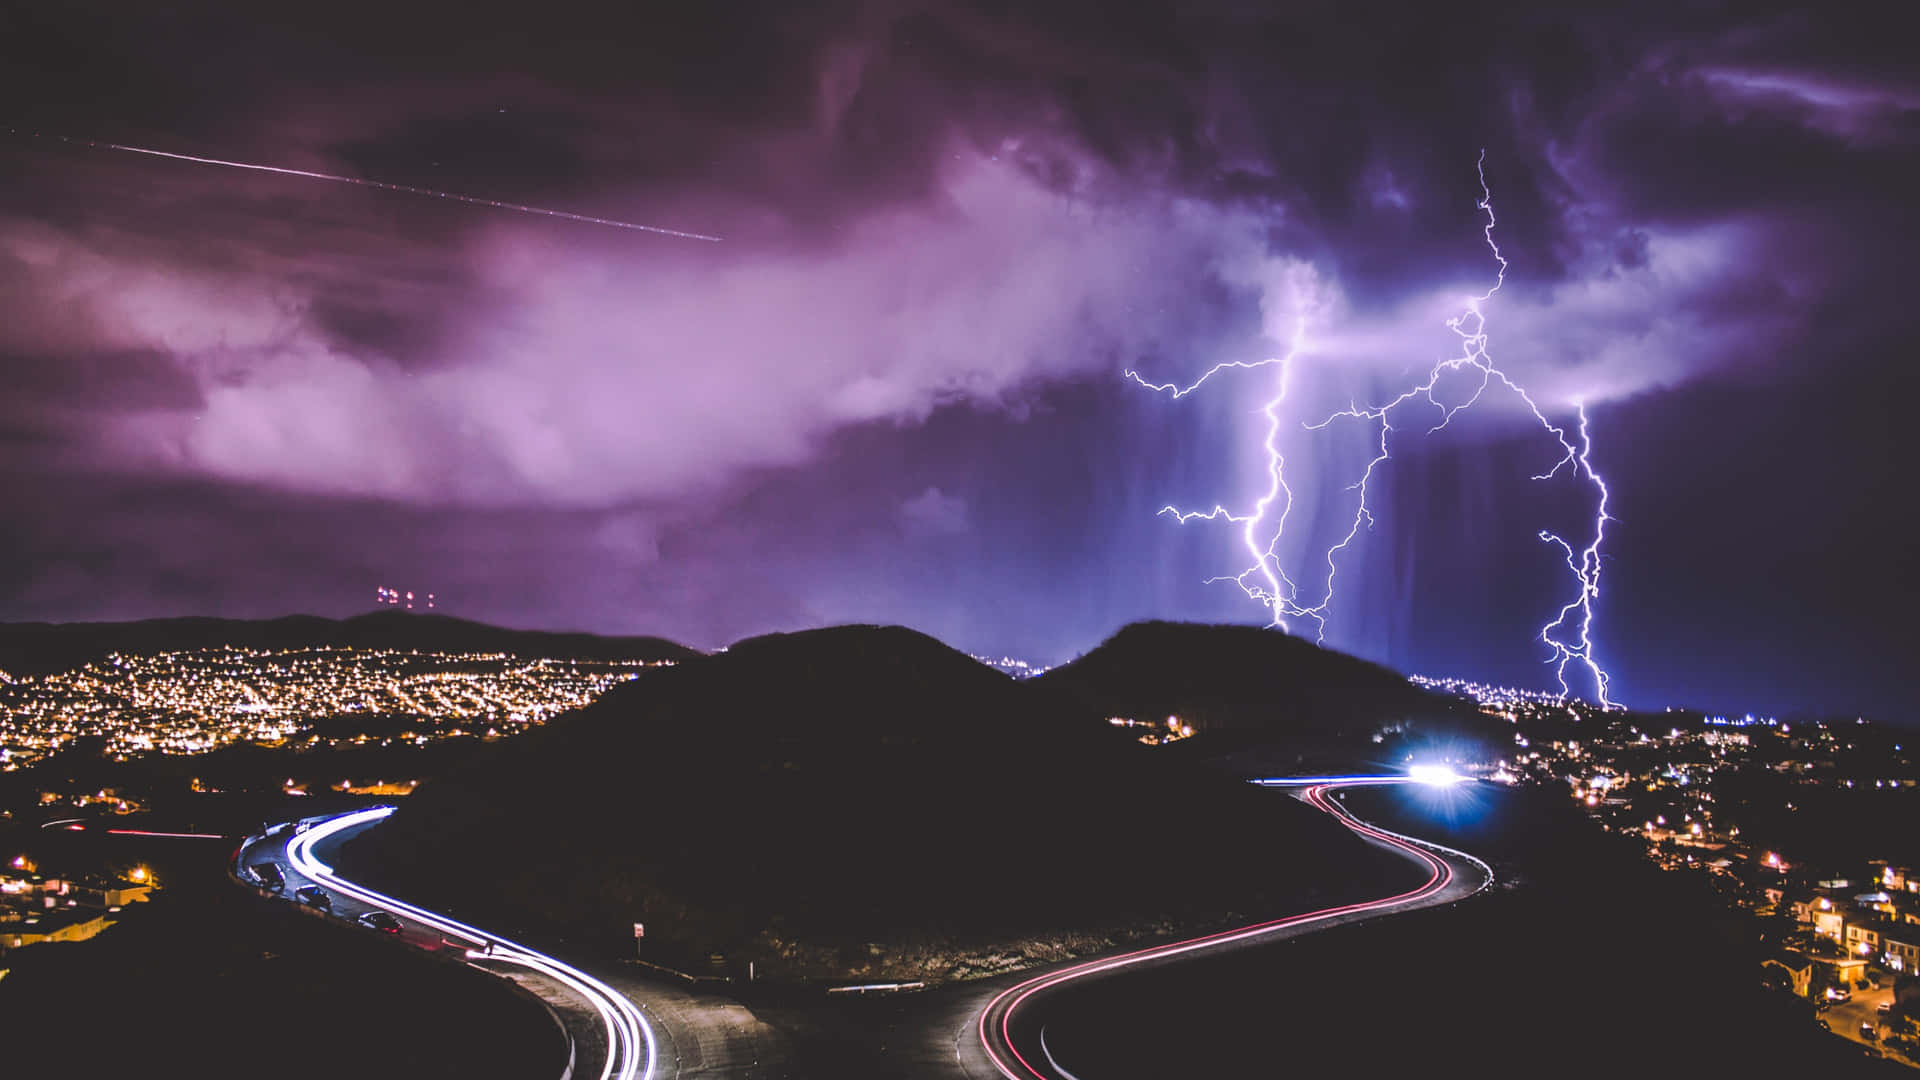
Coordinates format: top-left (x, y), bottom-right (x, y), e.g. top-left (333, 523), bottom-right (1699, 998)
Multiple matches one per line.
top-left (1, 2), bottom-right (1913, 720)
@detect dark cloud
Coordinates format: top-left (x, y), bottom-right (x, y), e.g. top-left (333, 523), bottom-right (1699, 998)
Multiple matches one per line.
top-left (0, 0), bottom-right (1914, 718)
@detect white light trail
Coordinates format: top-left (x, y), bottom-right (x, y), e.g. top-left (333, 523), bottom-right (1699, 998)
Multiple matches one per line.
top-left (16, 130), bottom-right (721, 242)
top-left (283, 808), bottom-right (657, 1080)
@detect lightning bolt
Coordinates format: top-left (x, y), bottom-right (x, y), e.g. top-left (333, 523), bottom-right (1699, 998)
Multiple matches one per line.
top-left (1126, 318), bottom-right (1309, 627)
top-left (1537, 403), bottom-right (1612, 706)
top-left (1134, 151), bottom-right (1615, 707)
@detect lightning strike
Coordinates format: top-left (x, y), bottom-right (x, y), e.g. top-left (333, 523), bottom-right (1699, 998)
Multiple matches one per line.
top-left (1135, 151), bottom-right (1615, 707)
top-left (1537, 403), bottom-right (1613, 705)
top-left (13, 131), bottom-right (722, 242)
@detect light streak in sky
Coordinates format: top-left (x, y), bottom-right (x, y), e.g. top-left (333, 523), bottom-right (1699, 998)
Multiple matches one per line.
top-left (13, 130), bottom-right (721, 242)
top-left (1132, 151), bottom-right (1616, 706)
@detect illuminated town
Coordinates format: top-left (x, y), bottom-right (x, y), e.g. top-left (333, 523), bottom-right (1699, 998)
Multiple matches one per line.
top-left (0, 646), bottom-right (669, 769)
top-left (1415, 673), bottom-right (1920, 1060)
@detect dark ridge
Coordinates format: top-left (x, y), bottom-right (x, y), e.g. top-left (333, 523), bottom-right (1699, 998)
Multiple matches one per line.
top-left (340, 623), bottom-right (1414, 980)
top-left (1037, 620), bottom-right (1477, 737)
top-left (0, 610), bottom-right (698, 674)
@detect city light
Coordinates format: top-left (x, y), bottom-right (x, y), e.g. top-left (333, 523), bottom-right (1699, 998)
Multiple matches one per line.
top-left (0, 645), bottom-right (669, 768)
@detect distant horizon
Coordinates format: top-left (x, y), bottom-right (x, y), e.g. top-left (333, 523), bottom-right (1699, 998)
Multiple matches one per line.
top-left (0, 604), bottom-right (1893, 727)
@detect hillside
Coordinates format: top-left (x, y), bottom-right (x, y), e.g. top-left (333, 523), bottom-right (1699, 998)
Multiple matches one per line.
top-left (1039, 621), bottom-right (1479, 738)
top-left (0, 610), bottom-right (697, 674)
top-left (338, 624), bottom-right (1416, 981)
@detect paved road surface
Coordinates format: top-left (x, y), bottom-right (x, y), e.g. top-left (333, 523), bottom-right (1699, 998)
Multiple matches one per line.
top-left (961, 778), bottom-right (1493, 1080)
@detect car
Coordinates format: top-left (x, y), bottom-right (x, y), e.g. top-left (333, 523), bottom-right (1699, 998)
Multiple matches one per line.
top-left (1817, 1019), bottom-right (1831, 1031)
top-left (250, 863), bottom-right (286, 893)
top-left (1879, 1001), bottom-right (1894, 1015)
top-left (357, 910), bottom-right (402, 934)
top-left (1862, 1022), bottom-right (1879, 1040)
top-left (294, 885), bottom-right (330, 911)
top-left (1827, 987), bottom-right (1853, 1004)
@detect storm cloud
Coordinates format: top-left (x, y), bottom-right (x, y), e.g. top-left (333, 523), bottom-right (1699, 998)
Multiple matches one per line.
top-left (1, 0), bottom-right (1914, 717)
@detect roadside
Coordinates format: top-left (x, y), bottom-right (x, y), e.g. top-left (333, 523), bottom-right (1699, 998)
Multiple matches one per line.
top-left (1820, 980), bottom-right (1916, 1066)
top-left (0, 830), bottom-right (558, 1078)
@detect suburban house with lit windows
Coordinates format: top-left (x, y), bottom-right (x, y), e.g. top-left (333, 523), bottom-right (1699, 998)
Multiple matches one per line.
top-left (1791, 894), bottom-right (1847, 941)
top-left (1847, 920), bottom-right (1889, 959)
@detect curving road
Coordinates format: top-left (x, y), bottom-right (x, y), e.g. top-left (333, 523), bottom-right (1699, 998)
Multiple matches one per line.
top-left (970, 776), bottom-right (1493, 1080)
top-left (274, 807), bottom-right (660, 1080)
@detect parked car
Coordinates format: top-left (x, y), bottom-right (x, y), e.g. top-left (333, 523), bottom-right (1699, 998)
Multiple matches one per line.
top-left (357, 910), bottom-right (402, 934)
top-left (1862, 1022), bottom-right (1879, 1041)
top-left (294, 885), bottom-right (330, 911)
top-left (250, 863), bottom-right (286, 893)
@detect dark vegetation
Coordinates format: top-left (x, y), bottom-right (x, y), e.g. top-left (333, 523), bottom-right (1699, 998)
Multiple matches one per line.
top-left (1039, 621), bottom-right (1470, 732)
top-left (0, 831), bottom-right (558, 1079)
top-left (0, 609), bottom-right (695, 676)
top-left (1040, 782), bottom-right (1904, 1078)
top-left (0, 734), bottom-right (496, 833)
top-left (1041, 621), bottom-right (1503, 772)
top-left (340, 624), bottom-right (1432, 980)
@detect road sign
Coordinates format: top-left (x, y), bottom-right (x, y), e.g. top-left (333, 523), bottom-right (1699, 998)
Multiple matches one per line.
top-left (633, 922), bottom-right (645, 939)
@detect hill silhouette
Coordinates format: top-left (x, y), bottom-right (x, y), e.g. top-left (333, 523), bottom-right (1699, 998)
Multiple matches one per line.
top-left (0, 610), bottom-right (696, 674)
top-left (339, 623), bottom-right (1416, 981)
top-left (1039, 621), bottom-right (1476, 738)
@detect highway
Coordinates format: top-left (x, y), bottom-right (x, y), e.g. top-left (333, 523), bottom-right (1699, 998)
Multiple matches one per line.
top-left (967, 774), bottom-right (1493, 1080)
top-left (258, 807), bottom-right (660, 1080)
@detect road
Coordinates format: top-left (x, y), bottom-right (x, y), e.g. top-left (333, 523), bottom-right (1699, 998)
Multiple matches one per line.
top-left (244, 807), bottom-right (660, 1080)
top-left (1820, 982), bottom-right (1909, 1064)
top-left (964, 777), bottom-right (1493, 1080)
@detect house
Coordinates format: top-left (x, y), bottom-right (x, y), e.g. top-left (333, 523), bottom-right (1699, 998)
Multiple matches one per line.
top-left (1815, 953), bottom-right (1870, 993)
top-left (1847, 920), bottom-right (1890, 959)
top-left (0, 909), bottom-right (114, 949)
top-left (1763, 951), bottom-right (1814, 997)
top-left (1875, 864), bottom-right (1918, 894)
top-left (1791, 894), bottom-right (1847, 940)
top-left (1881, 927), bottom-right (1920, 975)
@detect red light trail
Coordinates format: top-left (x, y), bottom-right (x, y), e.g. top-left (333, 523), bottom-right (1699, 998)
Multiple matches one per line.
top-left (976, 778), bottom-right (1489, 1079)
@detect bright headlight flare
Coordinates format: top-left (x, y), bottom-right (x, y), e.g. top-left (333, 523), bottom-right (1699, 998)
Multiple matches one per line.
top-left (1408, 764), bottom-right (1466, 787)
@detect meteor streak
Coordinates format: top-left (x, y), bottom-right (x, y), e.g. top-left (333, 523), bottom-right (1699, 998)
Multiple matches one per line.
top-left (15, 131), bottom-right (721, 242)
top-left (1133, 152), bottom-right (1616, 706)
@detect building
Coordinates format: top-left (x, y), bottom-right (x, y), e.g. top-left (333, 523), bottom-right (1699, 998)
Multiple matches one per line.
top-left (1764, 951), bottom-right (1815, 997)
top-left (0, 909), bottom-right (114, 949)
top-left (1880, 927), bottom-right (1920, 975)
top-left (1791, 894), bottom-right (1847, 941)
top-left (1847, 920), bottom-right (1888, 959)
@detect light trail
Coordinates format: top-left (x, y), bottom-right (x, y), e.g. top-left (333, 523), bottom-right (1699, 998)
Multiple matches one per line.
top-left (14, 130), bottom-right (721, 242)
top-left (1133, 152), bottom-right (1616, 706)
top-left (282, 808), bottom-right (657, 1080)
top-left (106, 828), bottom-right (227, 839)
top-left (974, 777), bottom-right (1491, 1080)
